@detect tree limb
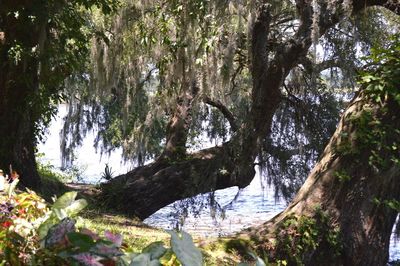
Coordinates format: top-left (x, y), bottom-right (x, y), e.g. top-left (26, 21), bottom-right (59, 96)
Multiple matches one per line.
top-left (203, 96), bottom-right (238, 132)
top-left (300, 57), bottom-right (342, 73)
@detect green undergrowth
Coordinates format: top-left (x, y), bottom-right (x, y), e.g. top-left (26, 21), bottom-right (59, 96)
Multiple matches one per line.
top-left (78, 209), bottom-right (170, 252)
top-left (37, 161), bottom-right (69, 201)
top-left (77, 210), bottom-right (249, 265)
top-left (272, 211), bottom-right (342, 265)
top-left (1, 181), bottom-right (208, 265)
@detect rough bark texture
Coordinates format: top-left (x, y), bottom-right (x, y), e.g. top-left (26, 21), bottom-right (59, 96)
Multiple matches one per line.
top-left (162, 83), bottom-right (199, 161)
top-left (244, 89), bottom-right (400, 265)
top-left (0, 1), bottom-right (46, 189)
top-left (102, 144), bottom-right (256, 219)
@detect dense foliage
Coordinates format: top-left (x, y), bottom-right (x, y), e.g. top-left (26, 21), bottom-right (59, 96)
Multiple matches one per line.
top-left (0, 0), bottom-right (120, 188)
top-left (1, 0), bottom-right (117, 141)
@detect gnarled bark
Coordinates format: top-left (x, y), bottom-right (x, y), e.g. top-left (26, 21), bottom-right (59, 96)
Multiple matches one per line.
top-left (101, 144), bottom-right (256, 219)
top-left (242, 89), bottom-right (400, 265)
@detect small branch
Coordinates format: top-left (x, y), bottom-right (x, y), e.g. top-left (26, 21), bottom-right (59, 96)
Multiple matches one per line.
top-left (226, 62), bottom-right (244, 96)
top-left (300, 56), bottom-right (341, 73)
top-left (137, 67), bottom-right (157, 89)
top-left (203, 96), bottom-right (238, 132)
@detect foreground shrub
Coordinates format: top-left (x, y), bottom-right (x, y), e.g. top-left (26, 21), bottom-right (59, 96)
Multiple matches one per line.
top-left (0, 181), bottom-right (203, 265)
top-left (0, 179), bottom-right (48, 264)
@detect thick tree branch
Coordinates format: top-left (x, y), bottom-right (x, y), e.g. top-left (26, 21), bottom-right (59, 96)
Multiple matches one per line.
top-left (203, 96), bottom-right (238, 132)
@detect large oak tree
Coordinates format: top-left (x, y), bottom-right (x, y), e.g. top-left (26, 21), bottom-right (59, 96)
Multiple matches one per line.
top-left (62, 0), bottom-right (400, 264)
top-left (85, 0), bottom-right (400, 217)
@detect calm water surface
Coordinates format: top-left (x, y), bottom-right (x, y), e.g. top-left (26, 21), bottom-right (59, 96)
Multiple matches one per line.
top-left (39, 105), bottom-right (400, 262)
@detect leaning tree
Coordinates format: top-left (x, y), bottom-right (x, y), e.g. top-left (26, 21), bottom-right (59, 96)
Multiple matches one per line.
top-left (64, 0), bottom-right (399, 217)
top-left (61, 0), bottom-right (399, 264)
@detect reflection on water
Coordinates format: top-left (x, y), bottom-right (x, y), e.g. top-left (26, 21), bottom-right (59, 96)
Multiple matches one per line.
top-left (39, 105), bottom-right (400, 262)
top-left (145, 173), bottom-right (286, 237)
top-left (145, 175), bottom-right (400, 262)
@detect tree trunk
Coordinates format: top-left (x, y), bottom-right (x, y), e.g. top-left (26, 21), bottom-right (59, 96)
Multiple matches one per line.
top-left (243, 89), bottom-right (400, 265)
top-left (162, 82), bottom-right (199, 161)
top-left (0, 1), bottom-right (45, 189)
top-left (0, 94), bottom-right (41, 190)
top-left (0, 73), bottom-right (40, 189)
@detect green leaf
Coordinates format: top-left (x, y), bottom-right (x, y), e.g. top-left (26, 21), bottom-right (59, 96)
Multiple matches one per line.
top-left (167, 231), bottom-right (202, 266)
top-left (38, 215), bottom-right (58, 239)
top-left (53, 191), bottom-right (78, 209)
top-left (129, 253), bottom-right (161, 266)
top-left (53, 208), bottom-right (68, 220)
top-left (67, 232), bottom-right (96, 251)
top-left (117, 252), bottom-right (140, 266)
top-left (65, 199), bottom-right (88, 217)
top-left (142, 242), bottom-right (167, 260)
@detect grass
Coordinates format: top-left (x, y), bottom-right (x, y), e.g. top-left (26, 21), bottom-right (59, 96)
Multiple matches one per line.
top-left (77, 209), bottom-right (241, 265)
top-left (37, 164), bottom-right (171, 253)
top-left (35, 163), bottom-right (247, 265)
top-left (78, 208), bottom-right (170, 252)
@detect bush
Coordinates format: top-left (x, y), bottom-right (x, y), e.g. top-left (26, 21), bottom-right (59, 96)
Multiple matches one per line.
top-left (0, 179), bottom-right (48, 264)
top-left (0, 180), bottom-right (203, 266)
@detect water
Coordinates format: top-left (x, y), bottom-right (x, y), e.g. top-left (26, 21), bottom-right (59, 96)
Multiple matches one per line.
top-left (144, 174), bottom-right (286, 237)
top-left (38, 105), bottom-right (400, 262)
top-left (38, 104), bottom-right (132, 181)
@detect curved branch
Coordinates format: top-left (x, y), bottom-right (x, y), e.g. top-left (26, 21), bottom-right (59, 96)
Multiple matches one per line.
top-left (300, 57), bottom-right (341, 73)
top-left (203, 96), bottom-right (238, 132)
top-left (101, 0), bottom-right (399, 222)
